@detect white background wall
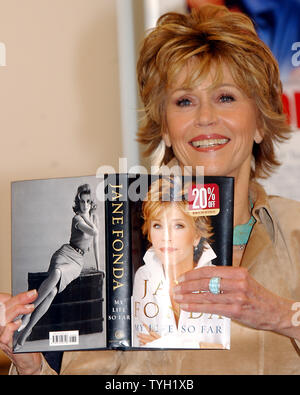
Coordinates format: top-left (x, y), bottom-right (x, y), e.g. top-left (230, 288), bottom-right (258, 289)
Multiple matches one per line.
top-left (0, 0), bottom-right (123, 294)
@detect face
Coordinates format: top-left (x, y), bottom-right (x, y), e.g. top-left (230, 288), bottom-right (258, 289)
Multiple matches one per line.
top-left (163, 64), bottom-right (263, 180)
top-left (79, 193), bottom-right (91, 214)
top-left (149, 204), bottom-right (200, 267)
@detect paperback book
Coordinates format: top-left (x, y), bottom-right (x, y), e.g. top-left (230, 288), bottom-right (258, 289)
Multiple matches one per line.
top-left (12, 172), bottom-right (234, 353)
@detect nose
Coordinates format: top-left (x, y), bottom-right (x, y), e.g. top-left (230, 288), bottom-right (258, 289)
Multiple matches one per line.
top-left (162, 225), bottom-right (172, 242)
top-left (194, 100), bottom-right (217, 127)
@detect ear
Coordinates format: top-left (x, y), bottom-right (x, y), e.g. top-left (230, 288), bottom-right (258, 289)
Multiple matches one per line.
top-left (254, 128), bottom-right (263, 144)
top-left (162, 131), bottom-right (172, 148)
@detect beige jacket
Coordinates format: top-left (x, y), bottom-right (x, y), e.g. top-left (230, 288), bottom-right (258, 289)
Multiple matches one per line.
top-left (10, 182), bottom-right (300, 374)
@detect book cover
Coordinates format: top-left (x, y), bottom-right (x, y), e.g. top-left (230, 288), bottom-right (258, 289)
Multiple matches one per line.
top-left (11, 173), bottom-right (233, 353)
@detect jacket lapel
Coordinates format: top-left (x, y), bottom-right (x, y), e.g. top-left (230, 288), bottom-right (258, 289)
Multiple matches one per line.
top-left (241, 182), bottom-right (275, 272)
top-left (241, 221), bottom-right (273, 271)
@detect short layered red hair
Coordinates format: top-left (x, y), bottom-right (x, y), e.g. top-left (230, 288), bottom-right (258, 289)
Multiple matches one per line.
top-left (137, 4), bottom-right (291, 179)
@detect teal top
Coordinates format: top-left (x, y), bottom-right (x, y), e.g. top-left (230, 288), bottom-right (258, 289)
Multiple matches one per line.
top-left (233, 200), bottom-right (256, 246)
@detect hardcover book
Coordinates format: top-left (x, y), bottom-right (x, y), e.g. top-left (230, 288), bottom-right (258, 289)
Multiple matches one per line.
top-left (11, 172), bottom-right (233, 353)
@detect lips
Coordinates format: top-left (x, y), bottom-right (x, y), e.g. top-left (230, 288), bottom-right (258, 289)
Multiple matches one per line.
top-left (189, 134), bottom-right (230, 151)
top-left (160, 247), bottom-right (178, 253)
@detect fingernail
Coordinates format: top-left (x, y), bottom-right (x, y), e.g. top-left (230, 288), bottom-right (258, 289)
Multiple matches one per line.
top-left (25, 304), bottom-right (34, 310)
top-left (177, 275), bottom-right (185, 283)
top-left (27, 289), bottom-right (37, 297)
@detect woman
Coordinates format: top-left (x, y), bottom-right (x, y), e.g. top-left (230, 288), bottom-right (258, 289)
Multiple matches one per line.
top-left (1, 4), bottom-right (300, 374)
top-left (13, 184), bottom-right (100, 351)
top-left (133, 177), bottom-right (230, 349)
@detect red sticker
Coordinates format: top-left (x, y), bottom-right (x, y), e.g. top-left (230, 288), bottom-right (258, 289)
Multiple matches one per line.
top-left (188, 183), bottom-right (220, 216)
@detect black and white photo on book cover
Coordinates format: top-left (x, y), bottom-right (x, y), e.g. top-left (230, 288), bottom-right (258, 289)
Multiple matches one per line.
top-left (11, 173), bottom-right (233, 353)
top-left (12, 175), bottom-right (107, 353)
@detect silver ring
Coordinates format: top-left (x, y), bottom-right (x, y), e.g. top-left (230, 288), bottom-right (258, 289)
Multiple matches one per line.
top-left (209, 276), bottom-right (221, 294)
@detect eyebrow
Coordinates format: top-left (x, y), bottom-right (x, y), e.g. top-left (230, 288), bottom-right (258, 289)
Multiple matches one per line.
top-left (151, 218), bottom-right (186, 222)
top-left (169, 83), bottom-right (240, 94)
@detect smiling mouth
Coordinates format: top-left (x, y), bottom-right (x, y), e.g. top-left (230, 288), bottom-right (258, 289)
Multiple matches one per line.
top-left (190, 138), bottom-right (229, 148)
top-left (189, 134), bottom-right (230, 151)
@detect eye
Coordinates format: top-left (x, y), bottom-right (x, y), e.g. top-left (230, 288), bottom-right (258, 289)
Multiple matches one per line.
top-left (175, 223), bottom-right (185, 229)
top-left (218, 93), bottom-right (235, 103)
top-left (176, 98), bottom-right (192, 107)
top-left (152, 223), bottom-right (161, 229)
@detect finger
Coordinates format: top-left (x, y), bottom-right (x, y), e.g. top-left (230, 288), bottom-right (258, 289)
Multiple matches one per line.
top-left (179, 301), bottom-right (241, 319)
top-left (0, 319), bottom-right (22, 347)
top-left (174, 289), bottom-right (246, 305)
top-left (178, 266), bottom-right (248, 283)
top-left (3, 303), bottom-right (35, 327)
top-left (2, 290), bottom-right (37, 325)
top-left (174, 278), bottom-right (248, 295)
top-left (5, 290), bottom-right (38, 311)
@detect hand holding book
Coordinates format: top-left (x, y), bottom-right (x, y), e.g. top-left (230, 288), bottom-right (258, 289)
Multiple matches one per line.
top-left (0, 290), bottom-right (42, 374)
top-left (173, 265), bottom-right (298, 336)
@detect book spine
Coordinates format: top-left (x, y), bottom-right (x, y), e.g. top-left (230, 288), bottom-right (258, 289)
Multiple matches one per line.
top-left (105, 173), bottom-right (132, 349)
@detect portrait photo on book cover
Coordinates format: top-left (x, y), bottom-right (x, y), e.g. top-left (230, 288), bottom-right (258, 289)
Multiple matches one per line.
top-left (131, 176), bottom-right (231, 350)
top-left (11, 175), bottom-right (106, 353)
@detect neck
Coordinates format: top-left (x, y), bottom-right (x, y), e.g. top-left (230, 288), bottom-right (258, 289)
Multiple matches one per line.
top-left (232, 168), bottom-right (252, 227)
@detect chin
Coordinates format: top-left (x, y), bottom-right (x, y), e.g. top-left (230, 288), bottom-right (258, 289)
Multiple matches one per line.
top-left (191, 164), bottom-right (223, 177)
top-left (198, 162), bottom-right (236, 178)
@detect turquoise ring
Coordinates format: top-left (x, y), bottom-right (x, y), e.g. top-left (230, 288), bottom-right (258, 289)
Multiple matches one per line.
top-left (209, 277), bottom-right (221, 294)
